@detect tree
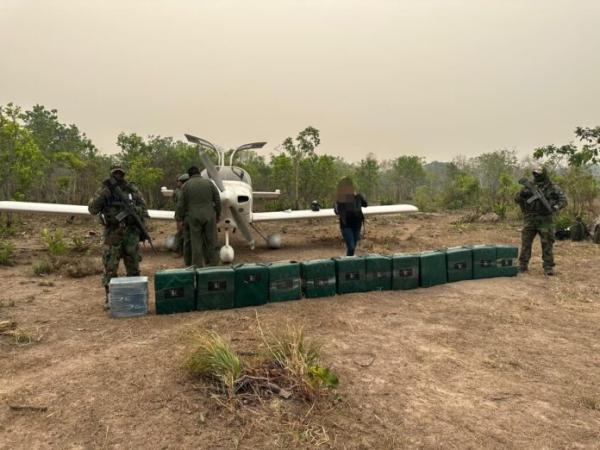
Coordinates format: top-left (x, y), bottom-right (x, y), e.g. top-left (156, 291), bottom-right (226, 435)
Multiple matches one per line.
top-left (558, 167), bottom-right (599, 217)
top-left (0, 104), bottom-right (45, 200)
top-left (534, 126), bottom-right (600, 167)
top-left (281, 126), bottom-right (321, 209)
top-left (268, 153), bottom-right (295, 210)
top-left (21, 104), bottom-right (97, 202)
top-left (389, 156), bottom-right (426, 201)
top-left (354, 153), bottom-right (380, 203)
top-left (471, 150), bottom-right (518, 213)
top-left (441, 163), bottom-right (480, 210)
top-left (299, 154), bottom-right (338, 207)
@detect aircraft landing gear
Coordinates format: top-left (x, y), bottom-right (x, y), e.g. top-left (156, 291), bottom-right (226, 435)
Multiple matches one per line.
top-left (220, 230), bottom-right (235, 264)
top-left (250, 223), bottom-right (281, 249)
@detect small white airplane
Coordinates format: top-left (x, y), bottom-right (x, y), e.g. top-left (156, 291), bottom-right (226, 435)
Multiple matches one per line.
top-left (0, 133), bottom-right (419, 263)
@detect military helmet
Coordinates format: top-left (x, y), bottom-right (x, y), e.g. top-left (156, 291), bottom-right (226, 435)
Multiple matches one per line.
top-left (178, 173), bottom-right (190, 182)
top-left (531, 163), bottom-right (543, 176)
top-left (110, 165), bottom-right (126, 175)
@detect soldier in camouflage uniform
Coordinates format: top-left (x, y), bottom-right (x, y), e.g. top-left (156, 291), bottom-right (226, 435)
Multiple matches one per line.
top-left (175, 166), bottom-right (221, 267)
top-left (514, 166), bottom-right (567, 276)
top-left (88, 166), bottom-right (148, 305)
top-left (172, 173), bottom-right (189, 256)
top-left (592, 216), bottom-right (600, 244)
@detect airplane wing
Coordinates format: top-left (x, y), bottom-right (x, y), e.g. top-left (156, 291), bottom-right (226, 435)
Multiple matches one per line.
top-left (252, 189), bottom-right (281, 199)
top-left (251, 204), bottom-right (418, 222)
top-left (0, 201), bottom-right (175, 221)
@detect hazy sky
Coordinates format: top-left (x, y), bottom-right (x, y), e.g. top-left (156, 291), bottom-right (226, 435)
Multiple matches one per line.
top-left (1, 0), bottom-right (598, 162)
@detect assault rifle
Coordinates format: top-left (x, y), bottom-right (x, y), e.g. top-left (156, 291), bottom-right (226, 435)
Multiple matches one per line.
top-left (518, 178), bottom-right (553, 214)
top-left (104, 180), bottom-right (157, 254)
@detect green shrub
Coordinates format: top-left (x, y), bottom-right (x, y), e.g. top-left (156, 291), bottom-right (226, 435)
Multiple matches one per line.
top-left (32, 259), bottom-right (54, 276)
top-left (0, 240), bottom-right (14, 265)
top-left (554, 212), bottom-right (575, 230)
top-left (70, 236), bottom-right (90, 253)
top-left (41, 228), bottom-right (68, 256)
top-left (185, 331), bottom-right (243, 398)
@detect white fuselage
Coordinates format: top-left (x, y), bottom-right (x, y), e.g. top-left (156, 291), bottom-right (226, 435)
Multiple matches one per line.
top-left (217, 179), bottom-right (254, 231)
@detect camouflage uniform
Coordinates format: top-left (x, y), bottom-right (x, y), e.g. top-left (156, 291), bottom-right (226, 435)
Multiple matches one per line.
top-left (88, 171), bottom-right (148, 289)
top-left (592, 216), bottom-right (600, 244)
top-left (171, 173), bottom-right (189, 255)
top-left (175, 173), bottom-right (221, 267)
top-left (515, 170), bottom-right (567, 274)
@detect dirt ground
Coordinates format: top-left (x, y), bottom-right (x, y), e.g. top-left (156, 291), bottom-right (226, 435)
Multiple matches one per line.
top-left (1, 212), bottom-right (599, 449)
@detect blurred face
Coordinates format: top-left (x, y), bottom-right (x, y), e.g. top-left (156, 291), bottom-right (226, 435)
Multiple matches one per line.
top-left (112, 170), bottom-right (125, 183)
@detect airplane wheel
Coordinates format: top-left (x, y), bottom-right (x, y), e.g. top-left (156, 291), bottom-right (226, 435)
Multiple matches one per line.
top-left (164, 235), bottom-right (176, 250)
top-left (220, 245), bottom-right (235, 263)
top-left (267, 234), bottom-right (282, 249)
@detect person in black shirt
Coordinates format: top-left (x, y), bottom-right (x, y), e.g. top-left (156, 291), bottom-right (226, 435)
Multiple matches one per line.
top-left (334, 177), bottom-right (367, 256)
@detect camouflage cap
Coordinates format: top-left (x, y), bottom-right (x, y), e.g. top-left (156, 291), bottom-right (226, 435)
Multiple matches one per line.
top-left (178, 173), bottom-right (190, 182)
top-left (110, 165), bottom-right (126, 175)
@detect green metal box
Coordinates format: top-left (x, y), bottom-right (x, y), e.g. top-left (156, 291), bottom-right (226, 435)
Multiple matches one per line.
top-left (154, 268), bottom-right (196, 314)
top-left (196, 266), bottom-right (235, 310)
top-left (391, 253), bottom-right (420, 290)
top-left (445, 246), bottom-right (473, 282)
top-left (419, 250), bottom-right (447, 287)
top-left (471, 245), bottom-right (497, 279)
top-left (268, 261), bottom-right (302, 302)
top-left (495, 244), bottom-right (519, 277)
top-left (233, 263), bottom-right (269, 308)
top-left (334, 256), bottom-right (366, 294)
top-left (364, 254), bottom-right (392, 291)
top-left (301, 259), bottom-right (337, 298)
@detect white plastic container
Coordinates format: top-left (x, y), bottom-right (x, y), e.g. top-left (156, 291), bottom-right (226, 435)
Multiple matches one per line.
top-left (108, 276), bottom-right (148, 318)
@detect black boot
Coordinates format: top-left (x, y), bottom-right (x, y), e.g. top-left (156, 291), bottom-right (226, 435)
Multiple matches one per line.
top-left (104, 286), bottom-right (110, 311)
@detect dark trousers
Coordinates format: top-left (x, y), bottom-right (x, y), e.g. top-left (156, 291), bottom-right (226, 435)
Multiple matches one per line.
top-left (519, 216), bottom-right (555, 269)
top-left (341, 226), bottom-right (361, 256)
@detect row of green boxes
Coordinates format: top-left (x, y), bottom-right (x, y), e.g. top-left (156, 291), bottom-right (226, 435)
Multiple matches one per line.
top-left (154, 245), bottom-right (518, 314)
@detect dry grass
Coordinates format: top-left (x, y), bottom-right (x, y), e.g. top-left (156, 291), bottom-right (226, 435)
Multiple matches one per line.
top-left (259, 323), bottom-right (339, 401)
top-left (0, 320), bottom-right (44, 346)
top-left (184, 321), bottom-right (339, 407)
top-left (32, 259), bottom-right (54, 276)
top-left (184, 330), bottom-right (243, 398)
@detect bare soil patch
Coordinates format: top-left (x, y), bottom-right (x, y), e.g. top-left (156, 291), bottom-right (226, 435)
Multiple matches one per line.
top-left (1, 213), bottom-right (599, 449)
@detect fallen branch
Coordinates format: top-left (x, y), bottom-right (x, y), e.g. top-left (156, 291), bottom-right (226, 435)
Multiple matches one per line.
top-left (236, 375), bottom-right (292, 399)
top-left (9, 405), bottom-right (48, 412)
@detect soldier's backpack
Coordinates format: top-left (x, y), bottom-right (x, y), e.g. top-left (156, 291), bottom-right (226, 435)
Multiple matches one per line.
top-left (570, 219), bottom-right (588, 241)
top-left (555, 228), bottom-right (570, 240)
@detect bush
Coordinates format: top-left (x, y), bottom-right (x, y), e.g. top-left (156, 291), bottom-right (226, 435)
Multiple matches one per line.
top-left (262, 325), bottom-right (339, 397)
top-left (185, 331), bottom-right (243, 398)
top-left (0, 240), bottom-right (14, 266)
top-left (554, 212), bottom-right (575, 230)
top-left (41, 228), bottom-right (68, 256)
top-left (184, 325), bottom-right (339, 403)
top-left (32, 259), bottom-right (54, 276)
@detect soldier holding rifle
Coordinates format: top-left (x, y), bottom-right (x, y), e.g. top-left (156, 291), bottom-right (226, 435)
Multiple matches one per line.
top-left (88, 166), bottom-right (151, 307)
top-left (514, 166), bottom-right (567, 276)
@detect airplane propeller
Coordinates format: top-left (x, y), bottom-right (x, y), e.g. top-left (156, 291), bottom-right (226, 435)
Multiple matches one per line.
top-left (185, 134), bottom-right (260, 253)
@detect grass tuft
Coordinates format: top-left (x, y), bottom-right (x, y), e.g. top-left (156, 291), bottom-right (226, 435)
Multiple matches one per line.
top-left (261, 324), bottom-right (339, 399)
top-left (0, 240), bottom-right (14, 265)
top-left (185, 330), bottom-right (243, 398)
top-left (32, 259), bottom-right (55, 276)
top-left (41, 228), bottom-right (69, 256)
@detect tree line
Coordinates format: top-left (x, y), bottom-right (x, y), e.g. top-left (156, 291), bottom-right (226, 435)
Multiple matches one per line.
top-left (1, 103), bottom-right (598, 221)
